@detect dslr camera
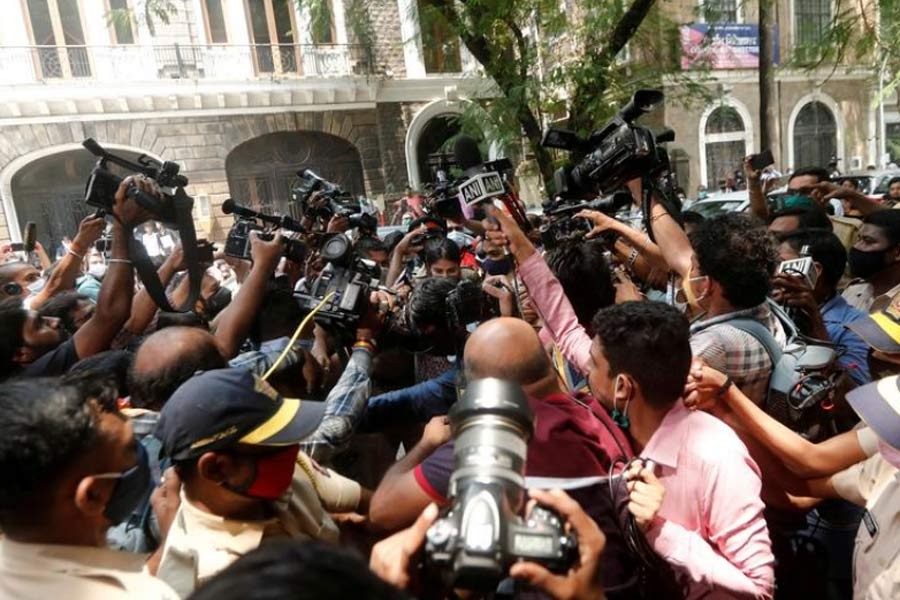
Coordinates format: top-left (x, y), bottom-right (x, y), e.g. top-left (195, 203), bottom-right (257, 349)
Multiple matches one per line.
top-left (294, 233), bottom-right (382, 331)
top-left (291, 169), bottom-right (363, 222)
top-left (426, 378), bottom-right (578, 591)
top-left (82, 138), bottom-right (189, 224)
top-left (222, 199), bottom-right (307, 264)
top-left (542, 90), bottom-right (668, 197)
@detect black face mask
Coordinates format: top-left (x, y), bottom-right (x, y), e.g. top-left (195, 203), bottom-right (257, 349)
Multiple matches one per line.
top-left (849, 247), bottom-right (889, 279)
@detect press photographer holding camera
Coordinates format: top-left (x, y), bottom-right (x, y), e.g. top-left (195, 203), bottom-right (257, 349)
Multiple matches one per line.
top-left (0, 175), bottom-right (155, 380)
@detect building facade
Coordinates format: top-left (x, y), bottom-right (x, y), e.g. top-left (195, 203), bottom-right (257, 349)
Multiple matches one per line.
top-left (0, 0), bottom-right (494, 249)
top-left (662, 0), bottom-right (898, 194)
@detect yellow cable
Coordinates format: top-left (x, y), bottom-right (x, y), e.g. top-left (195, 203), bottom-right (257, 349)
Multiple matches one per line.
top-left (261, 291), bottom-right (335, 382)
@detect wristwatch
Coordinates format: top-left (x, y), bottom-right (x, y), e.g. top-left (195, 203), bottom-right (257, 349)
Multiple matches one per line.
top-left (715, 376), bottom-right (734, 400)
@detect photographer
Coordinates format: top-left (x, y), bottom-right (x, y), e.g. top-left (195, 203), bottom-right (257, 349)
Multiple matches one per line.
top-left (0, 176), bottom-right (152, 380)
top-left (369, 490), bottom-right (608, 600)
top-left (685, 213), bottom-right (784, 405)
top-left (385, 218), bottom-right (450, 287)
top-left (368, 317), bottom-right (642, 596)
top-left (212, 231), bottom-right (284, 359)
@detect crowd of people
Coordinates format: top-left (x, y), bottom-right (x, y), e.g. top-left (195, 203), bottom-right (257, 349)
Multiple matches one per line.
top-left (0, 152), bottom-right (899, 600)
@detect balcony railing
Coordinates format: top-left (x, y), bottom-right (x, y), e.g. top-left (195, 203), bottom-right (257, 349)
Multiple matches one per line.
top-left (0, 43), bottom-right (374, 84)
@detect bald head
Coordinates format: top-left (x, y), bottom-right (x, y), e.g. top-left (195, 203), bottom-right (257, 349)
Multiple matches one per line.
top-left (464, 318), bottom-right (556, 393)
top-left (129, 327), bottom-right (226, 410)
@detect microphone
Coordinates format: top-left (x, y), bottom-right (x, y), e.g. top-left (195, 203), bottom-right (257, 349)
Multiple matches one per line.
top-left (221, 199), bottom-right (306, 232)
top-left (222, 198), bottom-right (256, 219)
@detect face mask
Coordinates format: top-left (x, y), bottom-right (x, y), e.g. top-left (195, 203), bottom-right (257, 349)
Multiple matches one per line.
top-left (226, 445), bottom-right (299, 501)
top-left (26, 277), bottom-right (46, 294)
top-left (88, 264), bottom-right (107, 279)
top-left (782, 194), bottom-right (816, 210)
top-left (877, 439), bottom-right (900, 470)
top-left (95, 442), bottom-right (152, 525)
top-left (848, 247), bottom-right (889, 279)
top-left (482, 257), bottom-right (512, 276)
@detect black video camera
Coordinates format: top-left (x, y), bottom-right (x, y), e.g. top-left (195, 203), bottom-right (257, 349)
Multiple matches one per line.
top-left (539, 192), bottom-right (633, 250)
top-left (446, 279), bottom-right (499, 331)
top-left (294, 233), bottom-right (381, 332)
top-left (542, 90), bottom-right (667, 197)
top-left (423, 152), bottom-right (463, 220)
top-left (222, 199), bottom-right (307, 264)
top-left (426, 378), bottom-right (578, 591)
top-left (82, 138), bottom-right (189, 225)
top-left (291, 169), bottom-right (361, 221)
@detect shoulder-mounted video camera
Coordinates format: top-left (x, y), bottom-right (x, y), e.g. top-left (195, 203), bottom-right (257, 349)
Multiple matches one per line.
top-left (81, 138), bottom-right (203, 313)
top-left (539, 192), bottom-right (633, 250)
top-left (294, 233), bottom-right (382, 333)
top-left (291, 169), bottom-right (369, 227)
top-left (83, 138), bottom-right (189, 225)
top-left (542, 90), bottom-right (669, 198)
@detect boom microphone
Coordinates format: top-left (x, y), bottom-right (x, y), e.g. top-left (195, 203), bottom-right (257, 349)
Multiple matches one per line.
top-left (222, 199), bottom-right (306, 232)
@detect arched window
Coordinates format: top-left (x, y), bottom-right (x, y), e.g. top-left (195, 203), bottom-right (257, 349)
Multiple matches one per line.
top-left (793, 101), bottom-right (837, 169)
top-left (703, 105), bottom-right (747, 188)
top-left (226, 131), bottom-right (365, 219)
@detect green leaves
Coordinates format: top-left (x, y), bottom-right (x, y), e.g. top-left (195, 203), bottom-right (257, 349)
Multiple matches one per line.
top-left (104, 0), bottom-right (177, 36)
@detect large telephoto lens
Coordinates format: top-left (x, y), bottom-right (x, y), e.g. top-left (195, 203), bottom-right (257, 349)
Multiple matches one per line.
top-left (447, 378), bottom-right (534, 512)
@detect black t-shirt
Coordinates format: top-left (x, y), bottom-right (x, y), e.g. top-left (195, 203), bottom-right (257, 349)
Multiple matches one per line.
top-left (21, 339), bottom-right (80, 377)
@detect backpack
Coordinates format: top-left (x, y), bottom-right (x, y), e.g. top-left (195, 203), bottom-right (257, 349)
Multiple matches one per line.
top-left (729, 302), bottom-right (854, 441)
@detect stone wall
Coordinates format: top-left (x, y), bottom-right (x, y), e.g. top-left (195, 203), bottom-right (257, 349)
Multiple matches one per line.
top-left (0, 105), bottom-right (414, 244)
top-left (366, 0), bottom-right (408, 78)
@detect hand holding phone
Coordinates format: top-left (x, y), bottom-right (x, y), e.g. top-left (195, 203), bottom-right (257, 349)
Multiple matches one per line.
top-left (749, 149), bottom-right (774, 172)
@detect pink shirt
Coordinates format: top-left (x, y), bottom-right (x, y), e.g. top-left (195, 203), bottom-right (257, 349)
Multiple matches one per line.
top-left (518, 253), bottom-right (593, 375)
top-left (644, 401), bottom-right (775, 599)
top-left (519, 253), bottom-right (774, 598)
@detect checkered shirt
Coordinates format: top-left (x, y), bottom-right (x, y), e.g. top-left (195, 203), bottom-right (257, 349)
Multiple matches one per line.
top-left (690, 303), bottom-right (786, 406)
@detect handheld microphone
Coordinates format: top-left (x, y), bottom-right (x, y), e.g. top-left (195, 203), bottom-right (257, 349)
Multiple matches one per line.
top-left (222, 199), bottom-right (306, 232)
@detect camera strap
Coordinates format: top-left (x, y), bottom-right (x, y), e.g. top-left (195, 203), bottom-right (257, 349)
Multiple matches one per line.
top-left (129, 188), bottom-right (203, 313)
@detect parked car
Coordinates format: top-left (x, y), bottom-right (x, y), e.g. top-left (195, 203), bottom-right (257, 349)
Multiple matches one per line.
top-left (832, 169), bottom-right (900, 198)
top-left (687, 191), bottom-right (750, 218)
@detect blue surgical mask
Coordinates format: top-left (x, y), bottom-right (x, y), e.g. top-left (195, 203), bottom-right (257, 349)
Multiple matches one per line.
top-left (95, 442), bottom-right (152, 524)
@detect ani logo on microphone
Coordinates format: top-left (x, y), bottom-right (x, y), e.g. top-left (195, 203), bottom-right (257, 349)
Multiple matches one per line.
top-left (459, 172), bottom-right (505, 206)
